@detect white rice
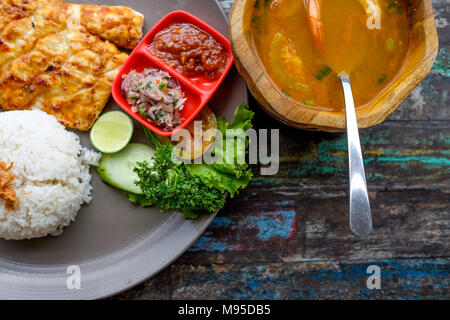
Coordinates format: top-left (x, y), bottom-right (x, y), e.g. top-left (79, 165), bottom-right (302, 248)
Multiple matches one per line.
top-left (0, 110), bottom-right (101, 240)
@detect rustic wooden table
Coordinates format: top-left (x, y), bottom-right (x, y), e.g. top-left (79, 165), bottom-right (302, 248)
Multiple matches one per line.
top-left (114, 0), bottom-right (449, 299)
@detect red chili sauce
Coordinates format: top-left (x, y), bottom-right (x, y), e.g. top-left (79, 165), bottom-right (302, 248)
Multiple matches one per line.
top-left (149, 23), bottom-right (228, 81)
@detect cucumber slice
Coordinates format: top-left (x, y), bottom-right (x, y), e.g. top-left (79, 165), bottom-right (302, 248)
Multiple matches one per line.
top-left (97, 143), bottom-right (155, 194)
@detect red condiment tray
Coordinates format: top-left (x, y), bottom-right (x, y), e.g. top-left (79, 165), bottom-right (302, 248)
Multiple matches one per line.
top-left (112, 11), bottom-right (234, 136)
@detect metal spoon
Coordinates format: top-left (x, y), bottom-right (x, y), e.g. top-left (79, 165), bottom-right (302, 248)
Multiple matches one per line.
top-left (339, 75), bottom-right (372, 237)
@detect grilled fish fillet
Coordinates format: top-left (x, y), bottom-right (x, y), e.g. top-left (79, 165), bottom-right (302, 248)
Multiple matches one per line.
top-left (0, 0), bottom-right (143, 130)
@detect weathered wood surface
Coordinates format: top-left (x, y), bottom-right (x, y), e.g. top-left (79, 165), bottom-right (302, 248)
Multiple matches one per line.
top-left (113, 0), bottom-right (450, 300)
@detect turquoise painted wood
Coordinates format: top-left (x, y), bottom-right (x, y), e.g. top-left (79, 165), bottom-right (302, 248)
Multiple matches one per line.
top-left (114, 0), bottom-right (450, 300)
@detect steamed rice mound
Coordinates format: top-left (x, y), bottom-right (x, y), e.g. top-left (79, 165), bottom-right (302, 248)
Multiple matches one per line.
top-left (0, 110), bottom-right (100, 240)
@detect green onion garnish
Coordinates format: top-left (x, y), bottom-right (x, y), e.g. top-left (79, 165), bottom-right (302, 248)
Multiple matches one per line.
top-left (304, 99), bottom-right (314, 106)
top-left (397, 5), bottom-right (404, 14)
top-left (158, 82), bottom-right (167, 90)
top-left (315, 66), bottom-right (332, 81)
top-left (128, 93), bottom-right (138, 99)
top-left (145, 82), bottom-right (152, 89)
top-left (386, 38), bottom-right (396, 52)
top-left (281, 90), bottom-right (290, 97)
top-left (378, 74), bottom-right (388, 83)
top-left (172, 98), bottom-right (179, 107)
top-left (387, 1), bottom-right (397, 9)
top-left (139, 106), bottom-right (147, 117)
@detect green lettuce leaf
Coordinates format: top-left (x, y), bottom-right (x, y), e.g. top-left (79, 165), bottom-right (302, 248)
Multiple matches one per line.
top-left (186, 104), bottom-right (254, 197)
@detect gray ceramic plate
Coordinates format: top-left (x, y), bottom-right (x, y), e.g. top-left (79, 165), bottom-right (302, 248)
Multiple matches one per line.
top-left (0, 0), bottom-right (247, 299)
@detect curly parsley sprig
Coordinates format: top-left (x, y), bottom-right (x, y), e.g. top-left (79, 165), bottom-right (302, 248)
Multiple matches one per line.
top-left (133, 143), bottom-right (225, 219)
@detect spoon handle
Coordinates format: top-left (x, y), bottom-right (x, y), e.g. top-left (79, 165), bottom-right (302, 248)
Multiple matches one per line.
top-left (339, 75), bottom-right (373, 237)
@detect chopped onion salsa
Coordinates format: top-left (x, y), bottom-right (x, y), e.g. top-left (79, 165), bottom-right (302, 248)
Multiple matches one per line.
top-left (121, 68), bottom-right (186, 131)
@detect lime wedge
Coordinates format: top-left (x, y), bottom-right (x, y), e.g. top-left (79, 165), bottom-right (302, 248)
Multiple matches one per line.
top-left (90, 111), bottom-right (133, 153)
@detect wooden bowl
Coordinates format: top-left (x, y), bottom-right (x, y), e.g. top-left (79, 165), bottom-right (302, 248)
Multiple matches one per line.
top-left (229, 0), bottom-right (439, 132)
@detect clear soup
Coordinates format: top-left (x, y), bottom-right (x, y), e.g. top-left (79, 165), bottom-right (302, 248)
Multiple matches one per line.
top-left (250, 0), bottom-right (410, 111)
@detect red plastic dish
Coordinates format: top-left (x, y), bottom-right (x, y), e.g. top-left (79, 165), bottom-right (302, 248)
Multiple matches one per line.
top-left (112, 11), bottom-right (234, 136)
